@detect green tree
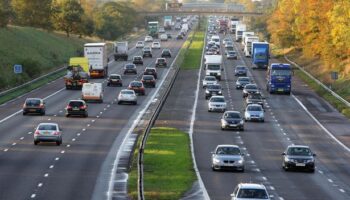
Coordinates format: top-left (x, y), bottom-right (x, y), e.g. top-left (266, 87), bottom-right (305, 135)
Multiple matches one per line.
top-left (0, 0), bottom-right (12, 28)
top-left (52, 0), bottom-right (84, 37)
top-left (12, 0), bottom-right (53, 29)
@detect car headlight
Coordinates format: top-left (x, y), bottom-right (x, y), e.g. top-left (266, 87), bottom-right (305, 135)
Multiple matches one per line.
top-left (222, 120), bottom-right (228, 125)
top-left (259, 113), bottom-right (264, 117)
top-left (213, 158), bottom-right (221, 163)
top-left (205, 90), bottom-right (210, 94)
top-left (237, 159), bottom-right (243, 164)
top-left (284, 157), bottom-right (293, 162)
top-left (306, 159), bottom-right (314, 163)
top-left (218, 91), bottom-right (222, 94)
top-left (240, 120), bottom-right (244, 125)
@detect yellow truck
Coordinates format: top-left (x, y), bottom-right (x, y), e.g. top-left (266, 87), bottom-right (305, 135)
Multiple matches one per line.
top-left (64, 57), bottom-right (90, 90)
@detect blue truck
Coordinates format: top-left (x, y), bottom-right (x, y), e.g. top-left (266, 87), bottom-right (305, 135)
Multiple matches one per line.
top-left (251, 42), bottom-right (269, 69)
top-left (266, 63), bottom-right (292, 95)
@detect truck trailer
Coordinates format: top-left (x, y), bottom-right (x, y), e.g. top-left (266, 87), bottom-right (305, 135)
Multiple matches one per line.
top-left (235, 24), bottom-right (247, 42)
top-left (84, 43), bottom-right (108, 78)
top-left (251, 42), bottom-right (269, 69)
top-left (148, 21), bottom-right (159, 39)
top-left (204, 55), bottom-right (223, 81)
top-left (164, 16), bottom-right (172, 30)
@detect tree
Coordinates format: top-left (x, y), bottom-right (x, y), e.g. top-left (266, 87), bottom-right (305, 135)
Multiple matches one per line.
top-left (0, 0), bottom-right (12, 28)
top-left (12, 0), bottom-right (53, 29)
top-left (52, 0), bottom-right (84, 37)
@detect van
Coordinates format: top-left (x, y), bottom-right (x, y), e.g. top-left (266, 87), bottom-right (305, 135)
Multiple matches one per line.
top-left (205, 55), bottom-right (223, 81)
top-left (210, 35), bottom-right (220, 46)
top-left (81, 83), bottom-right (103, 103)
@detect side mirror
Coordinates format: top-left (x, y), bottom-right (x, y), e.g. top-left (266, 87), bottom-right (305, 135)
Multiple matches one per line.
top-left (230, 193), bottom-right (235, 197)
top-left (221, 68), bottom-right (224, 71)
top-left (281, 152), bottom-right (286, 156)
top-left (241, 153), bottom-right (245, 156)
top-left (210, 151), bottom-right (215, 154)
top-left (313, 153), bottom-right (316, 157)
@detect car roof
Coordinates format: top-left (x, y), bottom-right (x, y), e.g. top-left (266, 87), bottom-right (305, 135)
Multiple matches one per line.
top-left (238, 183), bottom-right (267, 190)
top-left (247, 104), bottom-right (263, 108)
top-left (38, 122), bottom-right (58, 126)
top-left (216, 144), bottom-right (239, 149)
top-left (110, 74), bottom-right (120, 76)
top-left (121, 89), bottom-right (134, 92)
top-left (69, 100), bottom-right (85, 103)
top-left (211, 95), bottom-right (224, 99)
top-left (26, 98), bottom-right (42, 101)
top-left (224, 110), bottom-right (240, 114)
top-left (287, 144), bottom-right (310, 149)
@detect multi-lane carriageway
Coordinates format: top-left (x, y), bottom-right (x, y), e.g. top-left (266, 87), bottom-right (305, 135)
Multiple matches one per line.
top-left (0, 28), bottom-right (189, 200)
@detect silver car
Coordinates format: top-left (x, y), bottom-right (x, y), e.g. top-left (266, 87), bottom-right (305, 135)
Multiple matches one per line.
top-left (118, 89), bottom-right (137, 105)
top-left (231, 183), bottom-right (270, 200)
top-left (243, 84), bottom-right (259, 98)
top-left (202, 75), bottom-right (217, 88)
top-left (211, 145), bottom-right (245, 172)
top-left (34, 123), bottom-right (62, 146)
top-left (208, 96), bottom-right (226, 112)
top-left (244, 104), bottom-right (264, 122)
top-left (235, 77), bottom-right (251, 89)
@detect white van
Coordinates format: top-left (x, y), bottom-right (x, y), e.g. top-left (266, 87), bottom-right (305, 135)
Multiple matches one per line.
top-left (205, 55), bottom-right (223, 81)
top-left (210, 35), bottom-right (220, 46)
top-left (81, 83), bottom-right (103, 103)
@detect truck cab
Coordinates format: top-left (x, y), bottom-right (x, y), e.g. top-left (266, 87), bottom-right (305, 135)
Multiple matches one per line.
top-left (205, 55), bottom-right (223, 81)
top-left (266, 63), bottom-right (292, 95)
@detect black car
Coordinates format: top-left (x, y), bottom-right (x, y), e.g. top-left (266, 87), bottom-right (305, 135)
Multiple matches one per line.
top-left (142, 47), bottom-right (152, 58)
top-left (167, 33), bottom-right (172, 39)
top-left (226, 51), bottom-right (238, 60)
top-left (282, 145), bottom-right (316, 172)
top-left (107, 74), bottom-right (123, 86)
top-left (143, 67), bottom-right (158, 79)
top-left (205, 84), bottom-right (222, 99)
top-left (65, 100), bottom-right (88, 117)
top-left (132, 56), bottom-right (143, 65)
top-left (23, 98), bottom-right (46, 115)
top-left (235, 65), bottom-right (248, 76)
top-left (176, 34), bottom-right (183, 40)
top-left (235, 77), bottom-right (251, 89)
top-left (246, 93), bottom-right (264, 107)
top-left (161, 49), bottom-right (172, 58)
top-left (141, 75), bottom-right (156, 88)
top-left (243, 84), bottom-right (259, 98)
top-left (155, 58), bottom-right (167, 67)
top-left (220, 111), bottom-right (244, 131)
top-left (123, 63), bottom-right (137, 75)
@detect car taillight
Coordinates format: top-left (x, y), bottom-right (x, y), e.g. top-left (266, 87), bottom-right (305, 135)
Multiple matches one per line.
top-left (53, 131), bottom-right (60, 135)
top-left (80, 105), bottom-right (87, 109)
top-left (35, 131), bottom-right (40, 135)
top-left (23, 103), bottom-right (26, 108)
top-left (66, 105), bottom-right (72, 109)
top-left (39, 104), bottom-right (44, 108)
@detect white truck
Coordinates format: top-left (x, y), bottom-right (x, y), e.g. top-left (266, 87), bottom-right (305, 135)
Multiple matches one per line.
top-left (181, 23), bottom-right (189, 33)
top-left (81, 83), bottom-right (103, 103)
top-left (229, 20), bottom-right (240, 33)
top-left (204, 55), bottom-right (223, 81)
top-left (84, 43), bottom-right (108, 78)
top-left (114, 41), bottom-right (128, 61)
top-left (244, 36), bottom-right (260, 57)
top-left (242, 32), bottom-right (255, 46)
top-left (235, 24), bottom-right (247, 42)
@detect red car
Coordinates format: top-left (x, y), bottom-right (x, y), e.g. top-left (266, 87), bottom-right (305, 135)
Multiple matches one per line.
top-left (128, 81), bottom-right (145, 95)
top-left (141, 75), bottom-right (156, 88)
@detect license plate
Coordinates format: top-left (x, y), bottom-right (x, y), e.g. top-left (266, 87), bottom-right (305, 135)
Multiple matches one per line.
top-left (29, 109), bottom-right (36, 112)
top-left (223, 163), bottom-right (232, 166)
top-left (296, 163), bottom-right (305, 167)
top-left (278, 88), bottom-right (284, 92)
top-left (44, 131), bottom-right (50, 135)
top-left (73, 108), bottom-right (79, 111)
top-left (230, 124), bottom-right (237, 127)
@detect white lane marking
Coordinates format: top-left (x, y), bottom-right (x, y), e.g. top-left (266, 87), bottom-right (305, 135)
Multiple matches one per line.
top-left (72, 138), bottom-right (76, 142)
top-left (61, 150), bottom-right (65, 154)
top-left (66, 144), bottom-right (70, 148)
top-left (59, 110), bottom-right (63, 113)
top-left (12, 143), bottom-right (16, 146)
top-left (279, 197), bottom-right (285, 200)
top-left (31, 194), bottom-right (36, 198)
top-left (283, 132), bottom-right (287, 136)
top-left (44, 173), bottom-right (49, 177)
top-left (87, 124), bottom-right (90, 127)
top-left (318, 170), bottom-right (324, 174)
top-left (287, 138), bottom-right (290, 141)
top-left (82, 128), bottom-right (86, 131)
top-left (104, 108), bottom-right (107, 111)
top-left (54, 115), bottom-right (57, 117)
top-left (77, 133), bottom-right (81, 136)
top-left (38, 183), bottom-right (43, 187)
top-left (262, 177), bottom-right (267, 181)
top-left (4, 149), bottom-right (8, 152)
top-left (48, 118), bottom-right (51, 121)
top-left (328, 179), bottom-right (333, 183)
top-left (292, 94), bottom-right (350, 152)
top-left (20, 137), bottom-right (24, 140)
top-left (339, 189), bottom-right (345, 193)
top-left (49, 165), bottom-right (54, 169)
top-left (55, 157), bottom-right (60, 161)
top-left (91, 120), bottom-right (95, 122)
top-left (270, 186), bottom-right (275, 190)
top-left (107, 105), bottom-right (110, 108)
top-left (96, 116), bottom-right (100, 118)
top-left (28, 132), bottom-right (32, 135)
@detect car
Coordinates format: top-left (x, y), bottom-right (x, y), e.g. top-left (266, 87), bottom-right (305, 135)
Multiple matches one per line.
top-left (135, 41), bottom-right (144, 48)
top-left (208, 96), bottom-right (226, 112)
top-left (34, 123), bottom-right (62, 146)
top-left (141, 75), bottom-right (156, 88)
top-left (23, 98), bottom-right (46, 115)
top-left (175, 24), bottom-right (181, 30)
top-left (176, 34), bottom-right (183, 40)
top-left (155, 58), bottom-right (167, 67)
top-left (205, 84), bottom-right (222, 99)
top-left (144, 36), bottom-right (153, 42)
top-left (221, 111), bottom-right (244, 131)
top-left (161, 49), bottom-right (172, 58)
top-left (222, 38), bottom-right (232, 45)
top-left (132, 56), bottom-right (143, 65)
top-left (143, 67), bottom-right (158, 79)
top-left (142, 47), bottom-right (152, 57)
top-left (167, 33), bottom-right (172, 39)
top-left (128, 81), bottom-right (145, 95)
top-left (244, 104), bottom-right (264, 122)
top-left (243, 84), bottom-right (259, 98)
top-left (123, 63), bottom-right (137, 75)
top-left (158, 27), bottom-right (165, 33)
top-left (211, 144), bottom-right (245, 171)
top-left (246, 93), bottom-right (264, 107)
top-left (202, 75), bottom-right (217, 88)
top-left (160, 34), bottom-right (168, 41)
top-left (117, 89), bottom-right (137, 105)
top-left (282, 145), bottom-right (316, 172)
top-left (236, 77), bottom-right (251, 89)
top-left (107, 74), bottom-right (123, 87)
top-left (230, 183), bottom-right (270, 200)
top-left (235, 65), bottom-right (248, 76)
top-left (226, 51), bottom-right (238, 60)
top-left (151, 41), bottom-right (161, 49)
top-left (65, 100), bottom-right (88, 117)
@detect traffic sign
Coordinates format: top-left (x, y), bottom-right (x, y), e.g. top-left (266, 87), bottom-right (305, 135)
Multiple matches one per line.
top-left (331, 71), bottom-right (338, 80)
top-left (13, 64), bottom-right (23, 74)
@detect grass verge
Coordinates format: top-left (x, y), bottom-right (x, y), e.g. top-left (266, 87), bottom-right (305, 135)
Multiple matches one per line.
top-left (128, 127), bottom-right (195, 200)
top-left (181, 31), bottom-right (205, 70)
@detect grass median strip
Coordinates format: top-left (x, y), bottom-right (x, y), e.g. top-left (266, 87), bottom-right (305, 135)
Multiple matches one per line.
top-left (128, 127), bottom-right (195, 200)
top-left (181, 31), bottom-right (205, 70)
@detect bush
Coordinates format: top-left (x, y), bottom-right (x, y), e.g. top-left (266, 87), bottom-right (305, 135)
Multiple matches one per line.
top-left (21, 58), bottom-right (42, 78)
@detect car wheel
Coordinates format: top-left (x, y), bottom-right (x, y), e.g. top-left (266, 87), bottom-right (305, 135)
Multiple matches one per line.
top-left (261, 119), bottom-right (265, 123)
top-left (134, 101), bottom-right (137, 105)
top-left (107, 83), bottom-right (110, 86)
top-left (84, 113), bottom-right (88, 118)
top-left (240, 128), bottom-right (244, 131)
top-left (118, 101), bottom-right (121, 105)
top-left (240, 167), bottom-right (245, 173)
top-left (34, 140), bottom-right (38, 145)
top-left (56, 141), bottom-right (61, 146)
top-left (309, 168), bottom-right (315, 173)
top-left (211, 166), bottom-right (216, 171)
top-left (23, 112), bottom-right (26, 116)
top-left (41, 111), bottom-right (45, 116)
top-left (66, 114), bottom-right (70, 117)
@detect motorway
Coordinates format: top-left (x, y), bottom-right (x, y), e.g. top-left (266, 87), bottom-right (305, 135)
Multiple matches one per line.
top-left (0, 29), bottom-right (187, 200)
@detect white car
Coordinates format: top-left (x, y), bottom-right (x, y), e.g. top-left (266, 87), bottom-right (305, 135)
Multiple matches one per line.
top-left (244, 104), bottom-right (264, 122)
top-left (118, 89), bottom-right (137, 105)
top-left (160, 34), bottom-right (168, 41)
top-left (151, 41), bottom-right (161, 49)
top-left (34, 123), bottom-right (62, 146)
top-left (208, 96), bottom-right (226, 112)
top-left (144, 36), bottom-right (153, 42)
top-left (202, 75), bottom-right (217, 88)
top-left (135, 41), bottom-right (144, 48)
top-left (231, 183), bottom-right (270, 200)
top-left (211, 145), bottom-right (245, 172)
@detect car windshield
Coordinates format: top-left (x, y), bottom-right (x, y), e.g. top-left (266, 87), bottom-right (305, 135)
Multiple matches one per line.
top-left (216, 147), bottom-right (240, 155)
top-left (38, 124), bottom-right (57, 131)
top-left (205, 77), bottom-right (216, 81)
top-left (288, 147), bottom-right (312, 156)
top-left (226, 47), bottom-right (234, 51)
top-left (237, 188), bottom-right (269, 199)
top-left (239, 78), bottom-right (250, 82)
top-left (121, 91), bottom-right (134, 95)
top-left (137, 42), bottom-right (143, 44)
top-left (246, 85), bottom-right (257, 89)
top-left (163, 50), bottom-right (170, 53)
top-left (26, 99), bottom-right (41, 106)
top-left (143, 76), bottom-right (153, 80)
top-left (207, 65), bottom-right (220, 70)
top-left (207, 85), bottom-right (221, 89)
top-left (146, 69), bottom-right (155, 72)
top-left (272, 69), bottom-right (291, 76)
top-left (69, 101), bottom-right (83, 107)
top-left (228, 51), bottom-right (236, 55)
top-left (153, 42), bottom-right (159, 45)
top-left (226, 112), bottom-right (240, 118)
top-left (236, 66), bottom-right (246, 70)
top-left (157, 59), bottom-right (165, 63)
top-left (126, 65), bottom-right (135, 69)
top-left (211, 97), bottom-right (225, 102)
top-left (131, 82), bottom-right (142, 87)
top-left (247, 106), bottom-right (262, 111)
top-left (110, 75), bottom-right (120, 79)
top-left (134, 57), bottom-right (141, 60)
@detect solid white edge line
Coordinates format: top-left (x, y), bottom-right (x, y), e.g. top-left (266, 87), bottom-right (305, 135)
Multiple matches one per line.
top-left (106, 37), bottom-right (186, 200)
top-left (292, 94), bottom-right (350, 153)
top-left (188, 26), bottom-right (210, 200)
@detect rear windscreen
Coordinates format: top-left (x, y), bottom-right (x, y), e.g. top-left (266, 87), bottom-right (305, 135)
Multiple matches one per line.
top-left (26, 99), bottom-right (40, 106)
top-left (69, 101), bottom-right (84, 107)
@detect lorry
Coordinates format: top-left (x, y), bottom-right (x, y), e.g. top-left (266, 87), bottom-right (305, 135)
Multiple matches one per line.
top-left (82, 82), bottom-right (104, 103)
top-left (266, 63), bottom-right (292, 95)
top-left (164, 16), bottom-right (172, 30)
top-left (229, 20), bottom-right (240, 33)
top-left (114, 41), bottom-right (128, 61)
top-left (219, 19), bottom-right (228, 33)
top-left (64, 57), bottom-right (89, 90)
top-left (84, 43), bottom-right (108, 78)
top-left (251, 42), bottom-right (270, 69)
top-left (235, 24), bottom-right (247, 42)
top-left (241, 32), bottom-right (255, 46)
top-left (148, 21), bottom-right (159, 38)
top-left (244, 36), bottom-right (259, 57)
top-left (204, 55), bottom-right (223, 81)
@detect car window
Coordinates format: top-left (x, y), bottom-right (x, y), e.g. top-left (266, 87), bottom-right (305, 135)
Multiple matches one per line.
top-left (126, 64), bottom-right (135, 69)
top-left (237, 189), bottom-right (269, 199)
top-left (249, 94), bottom-right (262, 99)
top-left (121, 90), bottom-right (134, 95)
top-left (38, 124), bottom-right (57, 131)
top-left (205, 77), bottom-right (216, 81)
top-left (69, 101), bottom-right (84, 107)
top-left (239, 77), bottom-right (250, 82)
top-left (211, 97), bottom-right (225, 102)
top-left (216, 147), bottom-right (240, 155)
top-left (248, 106), bottom-right (262, 111)
top-left (208, 85), bottom-right (221, 89)
top-left (131, 82), bottom-right (142, 87)
top-left (237, 66), bottom-right (246, 70)
top-left (246, 85), bottom-right (257, 89)
top-left (26, 99), bottom-right (41, 106)
top-left (110, 75), bottom-right (120, 79)
top-left (288, 147), bottom-right (312, 156)
top-left (143, 76), bottom-right (153, 80)
top-left (226, 112), bottom-right (240, 118)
